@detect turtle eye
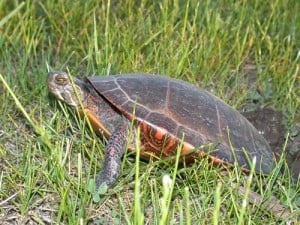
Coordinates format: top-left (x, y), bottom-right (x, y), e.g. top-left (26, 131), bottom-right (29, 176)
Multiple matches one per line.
top-left (55, 76), bottom-right (67, 86)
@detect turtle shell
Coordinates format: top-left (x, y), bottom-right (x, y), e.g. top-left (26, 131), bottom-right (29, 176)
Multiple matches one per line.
top-left (87, 74), bottom-right (275, 174)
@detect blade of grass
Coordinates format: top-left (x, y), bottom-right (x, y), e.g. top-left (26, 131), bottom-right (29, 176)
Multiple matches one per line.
top-left (159, 138), bottom-right (183, 225)
top-left (213, 182), bottom-right (222, 225)
top-left (0, 1), bottom-right (25, 28)
top-left (237, 157), bottom-right (256, 224)
top-left (0, 73), bottom-right (52, 149)
top-left (134, 127), bottom-right (144, 225)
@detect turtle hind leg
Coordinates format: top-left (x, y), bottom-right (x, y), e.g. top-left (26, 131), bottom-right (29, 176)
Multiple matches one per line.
top-left (96, 123), bottom-right (129, 189)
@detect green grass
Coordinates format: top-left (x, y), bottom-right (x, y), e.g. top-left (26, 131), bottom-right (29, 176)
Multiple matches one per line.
top-left (0, 0), bottom-right (299, 224)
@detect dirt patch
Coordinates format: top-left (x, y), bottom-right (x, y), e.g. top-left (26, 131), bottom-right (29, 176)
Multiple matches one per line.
top-left (242, 108), bottom-right (285, 159)
top-left (242, 108), bottom-right (300, 179)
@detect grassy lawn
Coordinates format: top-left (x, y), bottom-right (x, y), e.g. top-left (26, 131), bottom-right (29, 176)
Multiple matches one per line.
top-left (0, 0), bottom-right (299, 224)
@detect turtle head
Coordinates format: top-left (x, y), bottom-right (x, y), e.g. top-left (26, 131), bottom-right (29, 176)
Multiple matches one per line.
top-left (47, 71), bottom-right (88, 108)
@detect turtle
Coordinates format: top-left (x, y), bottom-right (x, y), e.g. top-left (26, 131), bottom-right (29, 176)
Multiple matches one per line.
top-left (47, 71), bottom-right (276, 188)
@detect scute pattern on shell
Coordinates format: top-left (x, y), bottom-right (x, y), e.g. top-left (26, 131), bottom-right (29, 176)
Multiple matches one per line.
top-left (87, 74), bottom-right (275, 173)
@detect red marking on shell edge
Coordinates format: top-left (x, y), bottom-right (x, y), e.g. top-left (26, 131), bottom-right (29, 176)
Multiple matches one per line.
top-left (127, 114), bottom-right (135, 120)
top-left (142, 121), bottom-right (148, 135)
top-left (155, 127), bottom-right (168, 140)
top-left (181, 142), bottom-right (195, 153)
top-left (211, 156), bottom-right (222, 164)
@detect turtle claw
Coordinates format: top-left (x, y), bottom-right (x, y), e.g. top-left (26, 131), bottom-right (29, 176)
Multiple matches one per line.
top-left (95, 174), bottom-right (109, 194)
top-left (96, 173), bottom-right (111, 190)
top-left (95, 163), bottom-right (122, 189)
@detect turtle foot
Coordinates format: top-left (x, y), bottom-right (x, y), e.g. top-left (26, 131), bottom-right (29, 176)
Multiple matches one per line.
top-left (95, 171), bottom-right (119, 190)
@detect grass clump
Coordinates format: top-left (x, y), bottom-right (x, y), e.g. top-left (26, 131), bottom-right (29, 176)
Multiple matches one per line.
top-left (0, 0), bottom-right (299, 224)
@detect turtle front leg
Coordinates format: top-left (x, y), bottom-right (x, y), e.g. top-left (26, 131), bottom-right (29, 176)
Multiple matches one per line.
top-left (96, 122), bottom-right (130, 189)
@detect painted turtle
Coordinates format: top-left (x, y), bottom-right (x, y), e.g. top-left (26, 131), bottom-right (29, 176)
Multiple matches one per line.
top-left (47, 71), bottom-right (275, 188)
